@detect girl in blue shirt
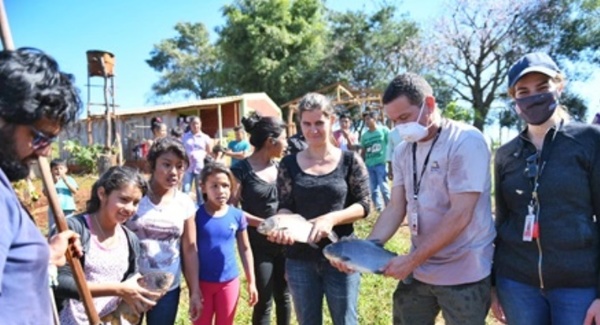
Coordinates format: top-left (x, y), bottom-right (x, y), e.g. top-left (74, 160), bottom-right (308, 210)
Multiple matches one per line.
top-left (195, 162), bottom-right (258, 325)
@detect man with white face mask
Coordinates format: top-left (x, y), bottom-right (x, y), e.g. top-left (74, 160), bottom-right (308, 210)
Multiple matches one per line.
top-left (365, 73), bottom-right (496, 324)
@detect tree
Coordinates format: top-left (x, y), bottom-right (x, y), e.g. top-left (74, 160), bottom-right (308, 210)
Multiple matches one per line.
top-left (431, 0), bottom-right (538, 131)
top-left (147, 22), bottom-right (221, 100)
top-left (323, 5), bottom-right (423, 91)
top-left (217, 0), bottom-right (328, 104)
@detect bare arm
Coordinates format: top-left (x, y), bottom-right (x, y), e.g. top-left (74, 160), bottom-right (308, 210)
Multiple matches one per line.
top-left (367, 185), bottom-right (407, 244)
top-left (62, 175), bottom-right (78, 195)
top-left (382, 192), bottom-right (480, 279)
top-left (181, 216), bottom-right (202, 320)
top-left (237, 230), bottom-right (258, 306)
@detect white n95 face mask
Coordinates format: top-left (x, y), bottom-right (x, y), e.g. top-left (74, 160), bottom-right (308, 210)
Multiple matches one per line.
top-left (394, 102), bottom-right (430, 143)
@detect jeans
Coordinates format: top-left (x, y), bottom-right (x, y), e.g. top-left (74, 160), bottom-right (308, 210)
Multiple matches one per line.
top-left (182, 171), bottom-right (204, 205)
top-left (145, 286), bottom-right (180, 325)
top-left (393, 276), bottom-right (491, 325)
top-left (367, 163), bottom-right (390, 211)
top-left (285, 258), bottom-right (360, 325)
top-left (496, 275), bottom-right (596, 325)
top-left (253, 245), bottom-right (291, 325)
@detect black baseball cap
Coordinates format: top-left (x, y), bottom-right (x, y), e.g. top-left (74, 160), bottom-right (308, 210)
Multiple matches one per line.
top-left (508, 52), bottom-right (560, 88)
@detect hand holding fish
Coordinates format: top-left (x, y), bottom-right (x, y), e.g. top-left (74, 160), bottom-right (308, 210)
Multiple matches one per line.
top-left (258, 214), bottom-right (310, 245)
top-left (382, 254), bottom-right (419, 280)
top-left (308, 214), bottom-right (335, 244)
top-left (118, 273), bottom-right (161, 314)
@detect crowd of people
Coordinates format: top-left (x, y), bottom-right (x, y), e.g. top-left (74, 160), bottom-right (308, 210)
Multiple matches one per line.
top-left (1, 46), bottom-right (599, 325)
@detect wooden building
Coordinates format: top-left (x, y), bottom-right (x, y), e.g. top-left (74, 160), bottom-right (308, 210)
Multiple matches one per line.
top-left (63, 93), bottom-right (281, 161)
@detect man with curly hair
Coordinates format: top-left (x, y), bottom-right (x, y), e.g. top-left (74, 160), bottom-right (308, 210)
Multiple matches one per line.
top-left (0, 48), bottom-right (83, 323)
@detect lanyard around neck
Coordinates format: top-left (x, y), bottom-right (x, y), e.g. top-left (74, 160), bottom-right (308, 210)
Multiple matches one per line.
top-left (412, 126), bottom-right (442, 200)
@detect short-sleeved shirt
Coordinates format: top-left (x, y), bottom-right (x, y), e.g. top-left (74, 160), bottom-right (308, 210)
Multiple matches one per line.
top-left (392, 119), bottom-right (495, 285)
top-left (333, 129), bottom-right (358, 152)
top-left (231, 159), bottom-right (278, 249)
top-left (227, 140), bottom-right (251, 166)
top-left (196, 205), bottom-right (247, 282)
top-left (361, 126), bottom-right (389, 167)
top-left (126, 191), bottom-right (196, 291)
top-left (0, 167), bottom-right (52, 324)
top-left (182, 131), bottom-right (211, 174)
top-left (48, 176), bottom-right (78, 231)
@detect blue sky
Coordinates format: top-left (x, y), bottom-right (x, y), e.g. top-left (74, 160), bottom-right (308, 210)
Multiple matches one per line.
top-left (5, 0), bottom-right (598, 125)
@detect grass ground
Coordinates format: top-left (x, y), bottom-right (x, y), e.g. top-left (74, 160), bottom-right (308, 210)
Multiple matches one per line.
top-left (27, 175), bottom-right (502, 325)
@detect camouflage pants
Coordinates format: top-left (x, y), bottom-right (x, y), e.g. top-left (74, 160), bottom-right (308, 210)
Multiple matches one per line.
top-left (392, 276), bottom-right (491, 325)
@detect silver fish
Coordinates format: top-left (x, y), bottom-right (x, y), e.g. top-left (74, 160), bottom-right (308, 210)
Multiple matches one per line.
top-left (323, 239), bottom-right (397, 274)
top-left (101, 271), bottom-right (174, 325)
top-left (257, 214), bottom-right (315, 243)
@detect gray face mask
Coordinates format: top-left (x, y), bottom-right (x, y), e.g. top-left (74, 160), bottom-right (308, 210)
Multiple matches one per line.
top-left (514, 92), bottom-right (558, 125)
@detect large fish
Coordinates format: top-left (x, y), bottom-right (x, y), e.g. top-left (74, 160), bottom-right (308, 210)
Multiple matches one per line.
top-left (101, 271), bottom-right (174, 325)
top-left (323, 239), bottom-right (397, 274)
top-left (257, 214), bottom-right (339, 244)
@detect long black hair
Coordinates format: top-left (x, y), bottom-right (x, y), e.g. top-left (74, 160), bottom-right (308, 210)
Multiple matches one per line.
top-left (86, 166), bottom-right (148, 214)
top-left (146, 136), bottom-right (189, 171)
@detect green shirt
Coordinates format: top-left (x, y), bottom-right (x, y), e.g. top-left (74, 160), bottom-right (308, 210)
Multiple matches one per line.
top-left (361, 126), bottom-right (388, 167)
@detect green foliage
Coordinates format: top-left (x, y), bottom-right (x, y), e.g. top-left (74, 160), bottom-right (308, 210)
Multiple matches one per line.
top-left (147, 22), bottom-right (222, 99)
top-left (217, 0), bottom-right (328, 104)
top-left (324, 5), bottom-right (421, 91)
top-left (62, 140), bottom-right (106, 173)
top-left (441, 101), bottom-right (474, 124)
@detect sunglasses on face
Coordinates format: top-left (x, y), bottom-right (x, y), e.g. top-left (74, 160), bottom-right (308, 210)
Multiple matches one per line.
top-left (30, 125), bottom-right (57, 150)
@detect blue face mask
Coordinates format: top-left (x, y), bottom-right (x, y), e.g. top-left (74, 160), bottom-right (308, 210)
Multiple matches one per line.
top-left (514, 92), bottom-right (558, 125)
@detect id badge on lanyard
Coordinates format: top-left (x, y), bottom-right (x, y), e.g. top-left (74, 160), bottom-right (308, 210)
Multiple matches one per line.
top-left (523, 205), bottom-right (539, 242)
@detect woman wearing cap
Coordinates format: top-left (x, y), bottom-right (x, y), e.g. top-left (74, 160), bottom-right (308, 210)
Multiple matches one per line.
top-left (491, 52), bottom-right (600, 324)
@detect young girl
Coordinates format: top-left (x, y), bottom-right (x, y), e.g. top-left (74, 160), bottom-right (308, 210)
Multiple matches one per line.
top-left (125, 137), bottom-right (202, 324)
top-left (53, 166), bottom-right (160, 325)
top-left (195, 162), bottom-right (258, 325)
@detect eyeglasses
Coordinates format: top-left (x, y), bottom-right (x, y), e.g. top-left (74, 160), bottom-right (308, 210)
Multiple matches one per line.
top-left (30, 125), bottom-right (58, 150)
top-left (524, 152), bottom-right (539, 179)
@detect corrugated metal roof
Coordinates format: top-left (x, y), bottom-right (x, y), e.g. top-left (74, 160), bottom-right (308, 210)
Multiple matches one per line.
top-left (108, 93), bottom-right (278, 118)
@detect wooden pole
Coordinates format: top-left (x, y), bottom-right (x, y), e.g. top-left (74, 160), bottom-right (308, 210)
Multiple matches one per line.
top-left (0, 1), bottom-right (101, 324)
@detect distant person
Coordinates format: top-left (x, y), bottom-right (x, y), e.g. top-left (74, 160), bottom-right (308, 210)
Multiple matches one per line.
top-left (45, 158), bottom-right (79, 233)
top-left (361, 111), bottom-right (390, 212)
top-left (224, 125), bottom-right (251, 166)
top-left (170, 126), bottom-right (184, 140)
top-left (333, 113), bottom-right (358, 151)
top-left (195, 162), bottom-right (258, 325)
top-left (593, 112), bottom-right (600, 125)
top-left (386, 120), bottom-right (403, 180)
top-left (286, 129), bottom-right (308, 155)
top-left (268, 93), bottom-right (371, 325)
top-left (53, 166), bottom-right (160, 324)
top-left (182, 116), bottom-right (213, 205)
top-left (231, 112), bottom-right (291, 325)
top-left (147, 117), bottom-right (167, 148)
top-left (126, 137), bottom-right (202, 324)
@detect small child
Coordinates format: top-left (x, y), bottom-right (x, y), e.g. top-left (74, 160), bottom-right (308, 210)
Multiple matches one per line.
top-left (46, 158), bottom-right (78, 233)
top-left (195, 162), bottom-right (258, 325)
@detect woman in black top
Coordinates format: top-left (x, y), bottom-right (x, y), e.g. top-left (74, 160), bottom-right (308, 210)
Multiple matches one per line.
top-left (270, 93), bottom-right (371, 325)
top-left (231, 112), bottom-right (291, 325)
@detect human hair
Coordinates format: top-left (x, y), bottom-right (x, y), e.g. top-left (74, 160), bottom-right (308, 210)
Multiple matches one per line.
top-left (241, 112), bottom-right (286, 150)
top-left (170, 127), bottom-right (183, 138)
top-left (200, 161), bottom-right (236, 189)
top-left (338, 113), bottom-right (351, 120)
top-left (233, 125), bottom-right (243, 132)
top-left (0, 48), bottom-right (82, 126)
top-left (146, 136), bottom-right (188, 171)
top-left (50, 158), bottom-right (66, 169)
top-left (382, 73), bottom-right (433, 106)
top-left (297, 93), bottom-right (335, 118)
top-left (362, 111), bottom-right (377, 119)
top-left (150, 117), bottom-right (165, 135)
top-left (86, 166), bottom-right (148, 214)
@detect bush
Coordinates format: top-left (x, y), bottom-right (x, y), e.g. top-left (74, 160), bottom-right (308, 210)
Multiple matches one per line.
top-left (62, 140), bottom-right (107, 173)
